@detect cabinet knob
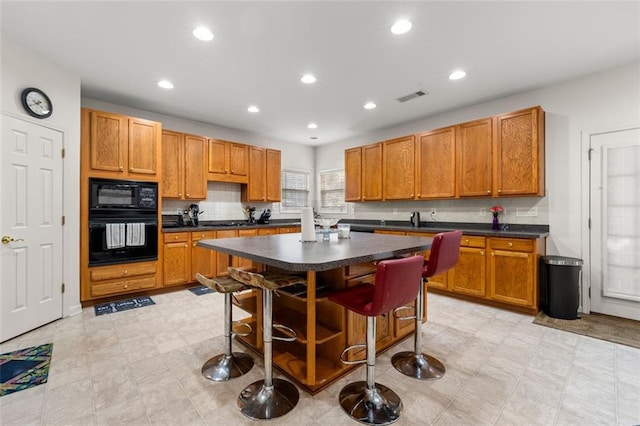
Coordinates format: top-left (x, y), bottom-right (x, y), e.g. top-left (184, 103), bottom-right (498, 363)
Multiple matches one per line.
top-left (193, 242), bottom-right (197, 247)
top-left (480, 251), bottom-right (485, 256)
top-left (508, 242), bottom-right (513, 247)
top-left (262, 197), bottom-right (265, 201)
top-left (417, 193), bottom-right (421, 197)
top-left (464, 239), bottom-right (469, 244)
top-left (491, 252), bottom-right (495, 257)
top-left (178, 193), bottom-right (182, 197)
top-left (498, 189), bottom-right (502, 193)
top-left (174, 236), bottom-right (178, 240)
top-left (123, 270), bottom-right (128, 275)
top-left (186, 193), bottom-right (190, 197)
top-left (487, 190), bottom-right (491, 194)
top-left (184, 244), bottom-right (188, 248)
top-left (129, 167), bottom-right (133, 172)
top-left (231, 170), bottom-right (234, 173)
top-left (119, 166), bottom-right (124, 171)
top-left (123, 284), bottom-right (128, 289)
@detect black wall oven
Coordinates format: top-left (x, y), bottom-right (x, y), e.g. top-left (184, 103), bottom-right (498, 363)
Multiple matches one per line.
top-left (88, 178), bottom-right (158, 266)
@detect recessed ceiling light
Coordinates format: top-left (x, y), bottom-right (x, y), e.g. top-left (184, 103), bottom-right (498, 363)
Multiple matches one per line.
top-left (301, 74), bottom-right (317, 84)
top-left (391, 19), bottom-right (412, 35)
top-left (157, 80), bottom-right (174, 89)
top-left (364, 102), bottom-right (377, 110)
top-left (449, 70), bottom-right (467, 80)
top-left (193, 27), bottom-right (214, 41)
top-left (307, 123), bottom-right (318, 129)
top-left (247, 106), bottom-right (260, 113)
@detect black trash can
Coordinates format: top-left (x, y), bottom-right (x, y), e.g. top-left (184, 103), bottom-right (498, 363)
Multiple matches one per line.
top-left (541, 256), bottom-right (583, 320)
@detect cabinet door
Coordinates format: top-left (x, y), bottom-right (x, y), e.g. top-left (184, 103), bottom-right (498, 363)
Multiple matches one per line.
top-left (489, 248), bottom-right (535, 307)
top-left (163, 233), bottom-right (191, 286)
top-left (215, 230), bottom-right (237, 277)
top-left (229, 143), bottom-right (249, 177)
top-left (449, 246), bottom-right (486, 296)
top-left (128, 117), bottom-right (159, 176)
top-left (191, 231), bottom-right (216, 280)
top-left (89, 110), bottom-right (127, 173)
top-left (234, 229), bottom-right (257, 270)
top-left (161, 131), bottom-right (183, 198)
top-left (457, 118), bottom-right (493, 197)
top-left (345, 147), bottom-right (362, 201)
top-left (362, 143), bottom-right (383, 201)
top-left (247, 146), bottom-right (267, 201)
top-left (208, 139), bottom-right (228, 175)
top-left (383, 135), bottom-right (415, 200)
top-left (416, 127), bottom-right (456, 199)
top-left (266, 149), bottom-right (281, 202)
top-left (495, 107), bottom-right (544, 196)
top-left (184, 135), bottom-right (207, 199)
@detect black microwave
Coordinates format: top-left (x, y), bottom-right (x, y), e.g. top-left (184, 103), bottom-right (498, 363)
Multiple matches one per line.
top-left (89, 178), bottom-right (158, 212)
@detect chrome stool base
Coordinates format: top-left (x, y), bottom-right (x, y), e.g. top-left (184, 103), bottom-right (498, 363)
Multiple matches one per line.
top-left (237, 378), bottom-right (300, 420)
top-left (338, 381), bottom-right (402, 425)
top-left (201, 352), bottom-right (254, 382)
top-left (391, 351), bottom-right (445, 380)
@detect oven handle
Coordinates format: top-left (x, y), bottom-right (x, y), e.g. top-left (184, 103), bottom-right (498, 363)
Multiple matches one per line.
top-left (89, 219), bottom-right (158, 229)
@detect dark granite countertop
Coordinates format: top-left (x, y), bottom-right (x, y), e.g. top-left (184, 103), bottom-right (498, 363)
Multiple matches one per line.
top-left (164, 219), bottom-right (548, 239)
top-left (197, 232), bottom-right (432, 272)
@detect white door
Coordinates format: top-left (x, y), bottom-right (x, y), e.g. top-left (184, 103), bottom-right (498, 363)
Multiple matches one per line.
top-left (1, 115), bottom-right (64, 342)
top-left (589, 127), bottom-right (640, 321)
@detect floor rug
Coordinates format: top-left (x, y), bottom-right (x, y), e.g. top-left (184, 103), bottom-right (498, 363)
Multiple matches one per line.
top-left (94, 296), bottom-right (155, 316)
top-left (533, 310), bottom-right (640, 349)
top-left (0, 343), bottom-right (53, 397)
top-left (188, 285), bottom-right (214, 296)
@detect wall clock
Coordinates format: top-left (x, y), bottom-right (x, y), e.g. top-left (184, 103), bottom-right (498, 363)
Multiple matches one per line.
top-left (20, 87), bottom-right (53, 119)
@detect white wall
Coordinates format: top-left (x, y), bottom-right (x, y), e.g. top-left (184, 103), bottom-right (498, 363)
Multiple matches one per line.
top-left (1, 37), bottom-right (82, 316)
top-left (316, 61), bottom-right (640, 259)
top-left (81, 98), bottom-right (316, 220)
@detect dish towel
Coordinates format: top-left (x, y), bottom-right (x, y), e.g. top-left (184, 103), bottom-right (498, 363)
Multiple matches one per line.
top-left (126, 223), bottom-right (146, 247)
top-left (106, 223), bottom-right (126, 249)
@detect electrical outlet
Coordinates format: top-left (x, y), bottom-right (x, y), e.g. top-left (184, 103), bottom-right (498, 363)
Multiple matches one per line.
top-left (430, 208), bottom-right (436, 216)
top-left (393, 208), bottom-right (398, 215)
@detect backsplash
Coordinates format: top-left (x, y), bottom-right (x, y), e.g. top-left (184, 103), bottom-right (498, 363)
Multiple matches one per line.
top-left (163, 182), bottom-right (549, 225)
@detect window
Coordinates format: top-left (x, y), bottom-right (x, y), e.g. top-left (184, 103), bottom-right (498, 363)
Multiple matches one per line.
top-left (319, 169), bottom-right (347, 213)
top-left (281, 169), bottom-right (310, 212)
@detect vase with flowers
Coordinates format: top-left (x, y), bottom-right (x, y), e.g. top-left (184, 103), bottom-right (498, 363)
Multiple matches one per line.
top-left (490, 205), bottom-right (504, 230)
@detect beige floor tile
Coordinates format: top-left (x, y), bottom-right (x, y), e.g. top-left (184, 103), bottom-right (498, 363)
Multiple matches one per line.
top-left (42, 380), bottom-right (94, 424)
top-left (94, 396), bottom-right (149, 425)
top-left (0, 385), bottom-right (46, 424)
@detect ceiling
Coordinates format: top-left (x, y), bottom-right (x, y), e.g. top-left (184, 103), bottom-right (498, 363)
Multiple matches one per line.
top-left (2, 1), bottom-right (639, 146)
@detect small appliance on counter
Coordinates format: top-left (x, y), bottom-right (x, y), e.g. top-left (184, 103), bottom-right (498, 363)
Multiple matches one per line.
top-left (188, 204), bottom-right (203, 227)
top-left (243, 206), bottom-right (256, 223)
top-left (257, 209), bottom-right (271, 224)
top-left (410, 211), bottom-right (421, 227)
top-left (162, 214), bottom-right (184, 228)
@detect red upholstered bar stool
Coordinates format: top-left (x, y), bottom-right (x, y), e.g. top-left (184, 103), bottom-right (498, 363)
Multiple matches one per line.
top-left (391, 230), bottom-right (462, 380)
top-left (328, 256), bottom-right (424, 425)
top-left (195, 273), bottom-right (254, 381)
top-left (228, 267), bottom-right (306, 421)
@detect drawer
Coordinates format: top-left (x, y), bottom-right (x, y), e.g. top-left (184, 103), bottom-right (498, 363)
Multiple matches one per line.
top-left (345, 261), bottom-right (378, 277)
top-left (216, 230), bottom-right (237, 238)
top-left (460, 235), bottom-right (486, 248)
top-left (258, 228), bottom-right (278, 235)
top-left (163, 232), bottom-right (189, 243)
top-left (239, 229), bottom-right (258, 237)
top-left (490, 237), bottom-right (534, 252)
top-left (375, 230), bottom-right (406, 236)
top-left (278, 227), bottom-right (300, 234)
top-left (91, 276), bottom-right (158, 297)
top-left (191, 231), bottom-right (215, 241)
top-left (90, 262), bottom-right (156, 282)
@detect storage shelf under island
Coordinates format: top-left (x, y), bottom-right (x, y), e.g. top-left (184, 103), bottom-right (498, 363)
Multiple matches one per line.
top-left (198, 231), bottom-right (432, 394)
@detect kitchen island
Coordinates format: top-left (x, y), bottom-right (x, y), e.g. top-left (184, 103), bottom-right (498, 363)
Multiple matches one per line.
top-left (197, 231), bottom-right (432, 394)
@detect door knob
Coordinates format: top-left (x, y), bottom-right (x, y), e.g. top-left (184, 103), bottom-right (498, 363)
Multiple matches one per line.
top-left (2, 236), bottom-right (24, 244)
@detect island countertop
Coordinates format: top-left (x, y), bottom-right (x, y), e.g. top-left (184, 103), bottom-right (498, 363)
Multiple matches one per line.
top-left (197, 231), bottom-right (432, 272)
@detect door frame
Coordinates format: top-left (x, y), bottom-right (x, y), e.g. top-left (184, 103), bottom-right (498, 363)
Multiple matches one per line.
top-left (580, 124), bottom-right (640, 316)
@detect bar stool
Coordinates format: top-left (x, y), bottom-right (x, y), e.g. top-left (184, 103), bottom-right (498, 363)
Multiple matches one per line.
top-left (195, 273), bottom-right (254, 381)
top-left (391, 230), bottom-right (462, 381)
top-left (328, 256), bottom-right (424, 425)
top-left (227, 267), bottom-right (306, 421)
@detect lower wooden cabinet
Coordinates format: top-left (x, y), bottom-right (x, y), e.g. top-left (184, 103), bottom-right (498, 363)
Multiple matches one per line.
top-left (449, 236), bottom-right (487, 297)
top-left (163, 232), bottom-right (191, 286)
top-left (191, 231), bottom-right (216, 281)
top-left (488, 238), bottom-right (537, 307)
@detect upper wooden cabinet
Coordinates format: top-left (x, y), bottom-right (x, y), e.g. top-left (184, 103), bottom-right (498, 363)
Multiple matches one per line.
top-left (495, 106), bottom-right (545, 196)
top-left (416, 127), bottom-right (456, 199)
top-left (242, 147), bottom-right (282, 202)
top-left (383, 135), bottom-right (415, 200)
top-left (345, 147), bottom-right (362, 202)
top-left (81, 108), bottom-right (161, 180)
top-left (162, 130), bottom-right (207, 200)
top-left (457, 118), bottom-right (494, 197)
top-left (362, 142), bottom-right (383, 201)
top-left (207, 139), bottom-right (249, 183)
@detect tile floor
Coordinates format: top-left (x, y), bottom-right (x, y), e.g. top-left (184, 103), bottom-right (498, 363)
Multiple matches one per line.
top-left (1, 289), bottom-right (638, 425)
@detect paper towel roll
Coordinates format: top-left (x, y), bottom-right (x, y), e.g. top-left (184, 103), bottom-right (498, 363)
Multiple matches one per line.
top-left (301, 207), bottom-right (317, 242)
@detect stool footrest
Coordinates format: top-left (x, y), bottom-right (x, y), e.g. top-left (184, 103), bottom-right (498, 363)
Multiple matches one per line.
top-left (273, 324), bottom-right (297, 342)
top-left (393, 305), bottom-right (416, 321)
top-left (339, 344), bottom-right (367, 365)
top-left (231, 321), bottom-right (252, 338)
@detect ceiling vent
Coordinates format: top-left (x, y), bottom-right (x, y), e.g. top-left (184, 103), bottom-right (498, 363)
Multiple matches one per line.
top-left (396, 90), bottom-right (427, 103)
